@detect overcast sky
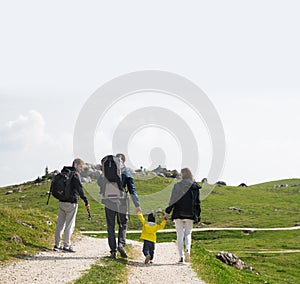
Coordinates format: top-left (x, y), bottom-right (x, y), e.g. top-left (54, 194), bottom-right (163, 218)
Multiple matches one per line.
top-left (1, 0), bottom-right (299, 187)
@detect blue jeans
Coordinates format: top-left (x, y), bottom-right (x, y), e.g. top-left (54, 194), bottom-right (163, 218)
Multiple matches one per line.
top-left (142, 240), bottom-right (155, 260)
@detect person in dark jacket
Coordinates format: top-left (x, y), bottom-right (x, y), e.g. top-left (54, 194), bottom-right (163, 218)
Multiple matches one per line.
top-left (98, 153), bottom-right (141, 259)
top-left (165, 168), bottom-right (201, 263)
top-left (54, 158), bottom-right (90, 252)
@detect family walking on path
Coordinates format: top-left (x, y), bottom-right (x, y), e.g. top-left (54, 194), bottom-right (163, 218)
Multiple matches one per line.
top-left (51, 155), bottom-right (201, 264)
top-left (0, 155), bottom-right (204, 284)
top-left (96, 153), bottom-right (201, 264)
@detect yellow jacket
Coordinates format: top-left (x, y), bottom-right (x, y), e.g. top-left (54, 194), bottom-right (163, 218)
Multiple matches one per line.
top-left (138, 212), bottom-right (166, 243)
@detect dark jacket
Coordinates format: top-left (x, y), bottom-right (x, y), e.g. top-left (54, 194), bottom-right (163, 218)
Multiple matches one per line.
top-left (98, 166), bottom-right (140, 208)
top-left (165, 178), bottom-right (201, 222)
top-left (61, 166), bottom-right (89, 206)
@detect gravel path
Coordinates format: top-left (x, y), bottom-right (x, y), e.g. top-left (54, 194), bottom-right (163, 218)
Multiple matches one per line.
top-left (127, 240), bottom-right (205, 284)
top-left (0, 236), bottom-right (109, 284)
top-left (0, 237), bottom-right (205, 284)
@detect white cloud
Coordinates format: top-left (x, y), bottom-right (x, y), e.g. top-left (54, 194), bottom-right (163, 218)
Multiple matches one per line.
top-left (0, 111), bottom-right (73, 186)
top-left (0, 110), bottom-right (48, 151)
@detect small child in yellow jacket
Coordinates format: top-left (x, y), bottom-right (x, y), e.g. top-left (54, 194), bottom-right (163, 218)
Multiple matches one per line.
top-left (137, 210), bottom-right (167, 264)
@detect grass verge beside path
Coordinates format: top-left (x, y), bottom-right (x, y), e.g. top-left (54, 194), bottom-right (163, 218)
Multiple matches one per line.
top-left (0, 206), bottom-right (56, 262)
top-left (125, 230), bottom-right (300, 284)
top-left (73, 245), bottom-right (132, 284)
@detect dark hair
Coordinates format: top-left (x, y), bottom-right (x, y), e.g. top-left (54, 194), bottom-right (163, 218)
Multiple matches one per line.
top-left (148, 213), bottom-right (156, 223)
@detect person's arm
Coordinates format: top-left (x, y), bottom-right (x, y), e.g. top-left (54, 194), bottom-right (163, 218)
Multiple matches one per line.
top-left (97, 174), bottom-right (105, 195)
top-left (123, 168), bottom-right (141, 208)
top-left (74, 174), bottom-right (89, 207)
top-left (165, 186), bottom-right (177, 214)
top-left (137, 212), bottom-right (146, 225)
top-left (156, 219), bottom-right (167, 231)
top-left (193, 184), bottom-right (201, 223)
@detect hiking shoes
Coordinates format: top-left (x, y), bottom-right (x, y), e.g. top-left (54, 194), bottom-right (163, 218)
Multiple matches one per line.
top-left (53, 245), bottom-right (63, 251)
top-left (144, 255), bottom-right (151, 264)
top-left (178, 257), bottom-right (184, 263)
top-left (184, 252), bottom-right (190, 262)
top-left (117, 246), bottom-right (128, 258)
top-left (110, 252), bottom-right (116, 259)
top-left (63, 246), bottom-right (75, 253)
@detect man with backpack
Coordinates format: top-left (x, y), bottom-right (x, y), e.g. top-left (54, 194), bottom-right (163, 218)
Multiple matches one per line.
top-left (98, 153), bottom-right (141, 259)
top-left (53, 158), bottom-right (90, 252)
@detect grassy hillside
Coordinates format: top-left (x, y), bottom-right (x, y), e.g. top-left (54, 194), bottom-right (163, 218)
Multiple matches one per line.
top-left (1, 177), bottom-right (300, 283)
top-left (0, 206), bottom-right (55, 262)
top-left (200, 178), bottom-right (300, 228)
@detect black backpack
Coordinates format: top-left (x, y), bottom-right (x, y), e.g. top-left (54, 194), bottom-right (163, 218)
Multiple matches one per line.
top-left (101, 155), bottom-right (126, 202)
top-left (49, 168), bottom-right (75, 202)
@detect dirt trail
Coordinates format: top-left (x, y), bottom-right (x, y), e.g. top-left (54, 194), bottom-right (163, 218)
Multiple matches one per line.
top-left (0, 237), bottom-right (205, 284)
top-left (127, 240), bottom-right (205, 284)
top-left (0, 236), bottom-right (109, 284)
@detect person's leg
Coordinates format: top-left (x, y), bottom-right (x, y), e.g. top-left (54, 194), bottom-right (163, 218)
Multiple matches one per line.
top-left (142, 240), bottom-right (150, 257)
top-left (55, 202), bottom-right (66, 247)
top-left (149, 241), bottom-right (155, 260)
top-left (117, 212), bottom-right (128, 247)
top-left (174, 219), bottom-right (184, 259)
top-left (63, 203), bottom-right (78, 248)
top-left (105, 207), bottom-right (117, 254)
top-left (117, 211), bottom-right (128, 257)
top-left (143, 240), bottom-right (151, 263)
top-left (183, 219), bottom-right (194, 254)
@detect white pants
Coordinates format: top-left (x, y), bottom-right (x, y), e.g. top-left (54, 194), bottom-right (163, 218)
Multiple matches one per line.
top-left (55, 202), bottom-right (78, 247)
top-left (174, 219), bottom-right (194, 258)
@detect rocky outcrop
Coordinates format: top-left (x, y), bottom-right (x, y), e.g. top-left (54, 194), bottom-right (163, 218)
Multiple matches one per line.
top-left (216, 251), bottom-right (257, 274)
top-left (273, 184), bottom-right (288, 188)
top-left (152, 166), bottom-right (179, 178)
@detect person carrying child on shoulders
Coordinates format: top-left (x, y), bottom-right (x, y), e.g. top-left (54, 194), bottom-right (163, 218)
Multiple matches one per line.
top-left (137, 209), bottom-right (167, 264)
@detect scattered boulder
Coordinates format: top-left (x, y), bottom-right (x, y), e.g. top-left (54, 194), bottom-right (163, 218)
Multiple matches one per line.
top-left (216, 251), bottom-right (257, 274)
top-left (238, 183), bottom-right (247, 187)
top-left (11, 234), bottom-right (23, 244)
top-left (273, 184), bottom-right (289, 189)
top-left (81, 176), bottom-right (92, 183)
top-left (201, 178), bottom-right (208, 184)
top-left (17, 220), bottom-right (32, 229)
top-left (6, 190), bottom-right (13, 195)
top-left (243, 230), bottom-right (256, 235)
top-left (228, 207), bottom-right (242, 213)
top-left (216, 181), bottom-right (226, 186)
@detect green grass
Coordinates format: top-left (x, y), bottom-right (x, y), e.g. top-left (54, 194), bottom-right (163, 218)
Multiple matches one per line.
top-left (1, 177), bottom-right (300, 283)
top-left (74, 245), bottom-right (132, 284)
top-left (74, 257), bottom-right (128, 284)
top-left (0, 206), bottom-right (56, 262)
top-left (126, 230), bottom-right (300, 284)
top-left (201, 179), bottom-right (300, 228)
